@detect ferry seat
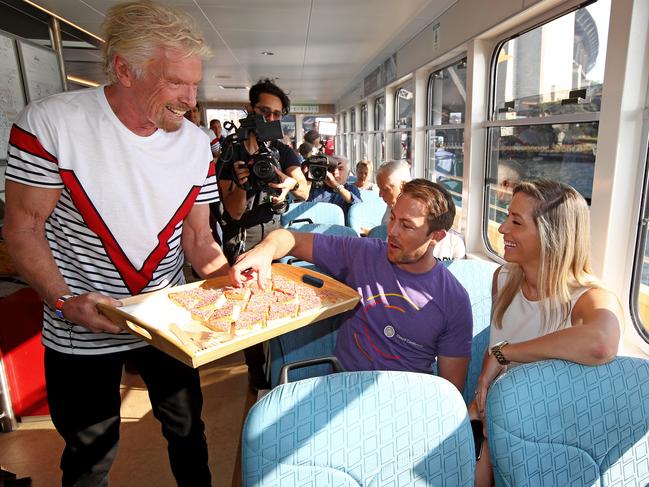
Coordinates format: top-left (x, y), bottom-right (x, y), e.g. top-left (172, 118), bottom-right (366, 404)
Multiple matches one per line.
top-left (347, 198), bottom-right (387, 235)
top-left (486, 357), bottom-right (649, 487)
top-left (280, 202), bottom-right (345, 229)
top-left (358, 189), bottom-right (382, 203)
top-left (367, 224), bottom-right (387, 240)
top-left (277, 223), bottom-right (359, 272)
top-left (286, 223), bottom-right (359, 238)
top-left (242, 370), bottom-right (475, 486)
top-left (442, 259), bottom-right (498, 405)
top-left (268, 314), bottom-right (344, 387)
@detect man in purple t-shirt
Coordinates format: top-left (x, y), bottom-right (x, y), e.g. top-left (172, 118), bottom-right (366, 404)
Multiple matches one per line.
top-left (230, 179), bottom-right (472, 392)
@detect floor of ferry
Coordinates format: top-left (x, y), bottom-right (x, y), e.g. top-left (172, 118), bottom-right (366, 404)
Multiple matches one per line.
top-left (0, 350), bottom-right (256, 487)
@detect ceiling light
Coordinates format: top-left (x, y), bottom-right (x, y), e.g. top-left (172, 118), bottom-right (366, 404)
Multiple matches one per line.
top-left (66, 75), bottom-right (99, 87)
top-left (23, 0), bottom-right (104, 43)
top-left (261, 51), bottom-right (274, 56)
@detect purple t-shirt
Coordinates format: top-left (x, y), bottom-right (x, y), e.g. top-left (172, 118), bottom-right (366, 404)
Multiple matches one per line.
top-left (313, 234), bottom-right (472, 374)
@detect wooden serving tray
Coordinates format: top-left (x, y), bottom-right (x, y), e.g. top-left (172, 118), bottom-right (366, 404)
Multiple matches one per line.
top-left (97, 264), bottom-right (359, 368)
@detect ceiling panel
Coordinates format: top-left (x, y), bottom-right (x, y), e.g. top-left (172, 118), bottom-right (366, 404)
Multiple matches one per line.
top-left (14, 0), bottom-right (456, 104)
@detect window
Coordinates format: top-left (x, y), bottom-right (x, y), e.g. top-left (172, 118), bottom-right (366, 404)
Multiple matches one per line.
top-left (484, 0), bottom-right (610, 255)
top-left (360, 104), bottom-right (368, 131)
top-left (426, 58), bottom-right (467, 229)
top-left (631, 122), bottom-right (649, 338)
top-left (371, 97), bottom-right (386, 171)
top-left (281, 114), bottom-right (296, 148)
top-left (374, 96), bottom-right (385, 131)
top-left (390, 80), bottom-right (414, 164)
top-left (359, 103), bottom-right (369, 160)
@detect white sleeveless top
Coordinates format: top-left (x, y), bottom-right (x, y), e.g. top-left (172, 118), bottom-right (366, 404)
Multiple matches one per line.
top-left (489, 265), bottom-right (591, 364)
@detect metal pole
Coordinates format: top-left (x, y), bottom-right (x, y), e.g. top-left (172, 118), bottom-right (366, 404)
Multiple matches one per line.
top-left (48, 17), bottom-right (68, 91)
top-left (0, 357), bottom-right (18, 432)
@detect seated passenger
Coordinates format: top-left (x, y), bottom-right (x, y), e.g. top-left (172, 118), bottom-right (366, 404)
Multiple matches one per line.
top-left (433, 228), bottom-right (466, 260)
top-left (297, 141), bottom-right (313, 164)
top-left (471, 180), bottom-right (621, 487)
top-left (304, 129), bottom-right (320, 149)
top-left (306, 155), bottom-right (362, 217)
top-left (376, 160), bottom-right (412, 225)
top-left (353, 160), bottom-right (378, 191)
top-left (231, 179), bottom-right (473, 392)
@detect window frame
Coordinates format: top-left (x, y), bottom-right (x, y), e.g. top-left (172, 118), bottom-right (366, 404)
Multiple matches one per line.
top-left (424, 56), bottom-right (468, 231)
top-left (630, 119), bottom-right (649, 340)
top-left (482, 0), bottom-right (607, 257)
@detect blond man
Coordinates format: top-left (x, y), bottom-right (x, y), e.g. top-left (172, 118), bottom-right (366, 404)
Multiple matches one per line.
top-left (3, 1), bottom-right (227, 485)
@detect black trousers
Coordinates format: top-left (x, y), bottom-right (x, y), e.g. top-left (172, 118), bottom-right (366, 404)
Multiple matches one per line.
top-left (44, 346), bottom-right (211, 487)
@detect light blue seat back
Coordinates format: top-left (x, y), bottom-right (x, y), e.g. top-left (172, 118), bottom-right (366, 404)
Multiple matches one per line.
top-left (290, 223), bottom-right (359, 237)
top-left (347, 198), bottom-right (387, 235)
top-left (486, 357), bottom-right (649, 487)
top-left (277, 224), bottom-right (359, 272)
top-left (367, 224), bottom-right (387, 240)
top-left (358, 189), bottom-right (382, 203)
top-left (281, 202), bottom-right (345, 228)
top-left (243, 371), bottom-right (475, 487)
top-left (442, 259), bottom-right (498, 404)
top-left (268, 314), bottom-right (344, 386)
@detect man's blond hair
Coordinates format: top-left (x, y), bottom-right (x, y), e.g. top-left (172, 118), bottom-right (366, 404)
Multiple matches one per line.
top-left (102, 0), bottom-right (212, 83)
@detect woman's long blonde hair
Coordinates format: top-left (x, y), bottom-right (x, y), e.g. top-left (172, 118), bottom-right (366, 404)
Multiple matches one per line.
top-left (492, 180), bottom-right (602, 332)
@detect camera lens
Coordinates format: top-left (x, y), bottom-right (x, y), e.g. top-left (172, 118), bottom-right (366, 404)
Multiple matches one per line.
top-left (252, 160), bottom-right (275, 181)
top-left (310, 166), bottom-right (326, 180)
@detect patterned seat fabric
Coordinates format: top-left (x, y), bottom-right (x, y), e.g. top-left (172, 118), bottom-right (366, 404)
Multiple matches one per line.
top-left (486, 357), bottom-right (649, 487)
top-left (442, 260), bottom-right (498, 404)
top-left (268, 315), bottom-right (344, 387)
top-left (243, 371), bottom-right (475, 486)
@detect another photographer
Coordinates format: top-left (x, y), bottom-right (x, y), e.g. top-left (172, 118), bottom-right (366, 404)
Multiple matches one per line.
top-left (217, 79), bottom-right (308, 261)
top-left (217, 78), bottom-right (308, 390)
top-left (306, 155), bottom-right (361, 218)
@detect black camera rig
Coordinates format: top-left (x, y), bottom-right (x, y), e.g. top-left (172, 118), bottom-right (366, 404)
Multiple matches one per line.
top-left (220, 114), bottom-right (284, 194)
top-left (304, 154), bottom-right (328, 187)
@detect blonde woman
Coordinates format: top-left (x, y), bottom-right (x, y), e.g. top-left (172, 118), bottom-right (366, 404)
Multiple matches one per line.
top-left (471, 180), bottom-right (621, 487)
top-left (354, 160), bottom-right (378, 191)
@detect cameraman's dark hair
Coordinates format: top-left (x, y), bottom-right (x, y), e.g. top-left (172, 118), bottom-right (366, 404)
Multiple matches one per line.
top-left (401, 179), bottom-right (455, 234)
top-left (298, 142), bottom-right (313, 159)
top-left (304, 129), bottom-right (320, 144)
top-left (249, 78), bottom-right (290, 115)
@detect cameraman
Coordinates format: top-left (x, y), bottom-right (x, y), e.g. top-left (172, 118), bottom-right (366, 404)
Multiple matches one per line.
top-left (217, 79), bottom-right (308, 390)
top-left (306, 155), bottom-right (361, 217)
top-left (217, 79), bottom-right (309, 261)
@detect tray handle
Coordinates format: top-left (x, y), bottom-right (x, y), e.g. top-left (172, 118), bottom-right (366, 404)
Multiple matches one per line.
top-left (97, 303), bottom-right (196, 358)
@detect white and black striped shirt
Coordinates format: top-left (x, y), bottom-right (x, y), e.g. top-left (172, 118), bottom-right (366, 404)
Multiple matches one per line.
top-left (6, 87), bottom-right (219, 355)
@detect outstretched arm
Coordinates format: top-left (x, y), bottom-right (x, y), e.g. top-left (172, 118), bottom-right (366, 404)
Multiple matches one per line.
top-left (476, 285), bottom-right (620, 416)
top-left (229, 229), bottom-right (314, 287)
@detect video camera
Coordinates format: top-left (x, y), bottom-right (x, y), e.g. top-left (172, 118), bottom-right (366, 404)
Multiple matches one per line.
top-left (304, 154), bottom-right (329, 187)
top-left (221, 114), bottom-right (284, 193)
